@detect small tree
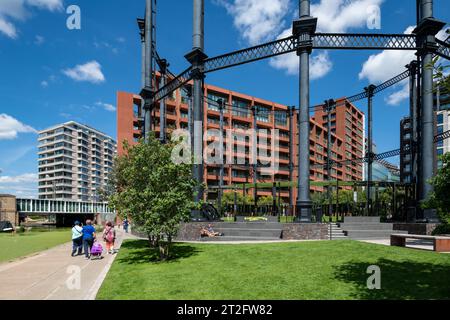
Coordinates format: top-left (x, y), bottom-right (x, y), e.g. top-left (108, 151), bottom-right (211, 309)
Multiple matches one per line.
top-left (423, 153), bottom-right (450, 223)
top-left (108, 135), bottom-right (198, 260)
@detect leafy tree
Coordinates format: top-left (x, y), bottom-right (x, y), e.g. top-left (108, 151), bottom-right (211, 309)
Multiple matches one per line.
top-left (219, 191), bottom-right (253, 206)
top-left (423, 152), bottom-right (450, 223)
top-left (107, 136), bottom-right (198, 260)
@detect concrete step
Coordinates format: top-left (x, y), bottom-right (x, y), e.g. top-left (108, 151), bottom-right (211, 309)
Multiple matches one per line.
top-left (340, 223), bottom-right (395, 231)
top-left (199, 236), bottom-right (281, 242)
top-left (330, 236), bottom-right (348, 240)
top-left (213, 228), bottom-right (282, 238)
top-left (345, 229), bottom-right (408, 240)
top-left (343, 216), bottom-right (381, 223)
top-left (212, 222), bottom-right (283, 230)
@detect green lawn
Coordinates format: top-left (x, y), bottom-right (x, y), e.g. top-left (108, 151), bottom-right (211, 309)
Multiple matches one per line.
top-left (0, 229), bottom-right (70, 263)
top-left (97, 240), bottom-right (450, 300)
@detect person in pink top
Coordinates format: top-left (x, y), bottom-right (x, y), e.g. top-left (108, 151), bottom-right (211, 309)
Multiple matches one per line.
top-left (102, 221), bottom-right (116, 254)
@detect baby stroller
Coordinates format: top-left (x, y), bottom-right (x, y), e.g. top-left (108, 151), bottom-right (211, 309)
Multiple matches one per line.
top-left (90, 241), bottom-right (103, 260)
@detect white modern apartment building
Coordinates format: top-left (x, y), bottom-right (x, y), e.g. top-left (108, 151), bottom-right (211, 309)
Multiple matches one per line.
top-left (436, 84), bottom-right (450, 168)
top-left (38, 121), bottom-right (116, 202)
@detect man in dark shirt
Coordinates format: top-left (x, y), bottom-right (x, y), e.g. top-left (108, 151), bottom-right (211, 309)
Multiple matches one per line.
top-left (82, 219), bottom-right (96, 259)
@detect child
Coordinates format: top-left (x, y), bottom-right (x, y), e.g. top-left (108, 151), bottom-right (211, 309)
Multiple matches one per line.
top-left (102, 221), bottom-right (116, 254)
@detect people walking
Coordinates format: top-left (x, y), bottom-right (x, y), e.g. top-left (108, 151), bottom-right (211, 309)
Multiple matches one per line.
top-left (71, 221), bottom-right (83, 257)
top-left (123, 218), bottom-right (129, 233)
top-left (102, 221), bottom-right (116, 254)
top-left (82, 219), bottom-right (96, 259)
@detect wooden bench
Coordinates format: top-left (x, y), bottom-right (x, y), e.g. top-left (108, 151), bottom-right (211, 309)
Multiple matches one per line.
top-left (391, 234), bottom-right (450, 252)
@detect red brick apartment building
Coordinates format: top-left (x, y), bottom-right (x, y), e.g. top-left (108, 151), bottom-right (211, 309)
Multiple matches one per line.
top-left (117, 81), bottom-right (365, 204)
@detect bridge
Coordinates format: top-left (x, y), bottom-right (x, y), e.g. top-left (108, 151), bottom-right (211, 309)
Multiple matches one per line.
top-left (15, 197), bottom-right (116, 227)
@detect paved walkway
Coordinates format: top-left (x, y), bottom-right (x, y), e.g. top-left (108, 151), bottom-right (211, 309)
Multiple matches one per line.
top-left (0, 228), bottom-right (131, 300)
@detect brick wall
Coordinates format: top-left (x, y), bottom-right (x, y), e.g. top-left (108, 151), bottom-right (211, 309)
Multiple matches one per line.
top-left (393, 223), bottom-right (440, 235)
top-left (281, 223), bottom-right (328, 240)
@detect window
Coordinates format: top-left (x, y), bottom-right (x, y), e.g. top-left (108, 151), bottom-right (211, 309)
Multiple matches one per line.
top-left (181, 90), bottom-right (190, 104)
top-left (232, 99), bottom-right (250, 117)
top-left (208, 92), bottom-right (227, 111)
top-left (255, 105), bottom-right (270, 123)
top-left (274, 110), bottom-right (287, 126)
top-left (437, 113), bottom-right (444, 125)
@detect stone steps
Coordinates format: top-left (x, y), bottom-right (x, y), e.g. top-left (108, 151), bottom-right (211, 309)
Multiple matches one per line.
top-left (214, 227), bottom-right (282, 238)
top-left (339, 216), bottom-right (410, 240)
top-left (199, 236), bottom-right (282, 242)
top-left (215, 222), bottom-right (283, 230)
top-left (339, 223), bottom-right (396, 230)
top-left (344, 229), bottom-right (408, 240)
top-left (328, 223), bottom-right (348, 240)
top-left (199, 222), bottom-right (283, 242)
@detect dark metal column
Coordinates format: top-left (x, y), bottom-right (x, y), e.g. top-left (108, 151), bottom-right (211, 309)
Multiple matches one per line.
top-left (325, 99), bottom-right (335, 219)
top-left (293, 0), bottom-right (317, 222)
top-left (407, 61), bottom-right (418, 220)
top-left (218, 99), bottom-right (225, 216)
top-left (252, 106), bottom-right (258, 213)
top-left (365, 84), bottom-right (376, 216)
top-left (142, 0), bottom-right (155, 143)
top-left (159, 59), bottom-right (167, 143)
top-left (272, 182), bottom-right (277, 215)
top-left (138, 19), bottom-right (146, 122)
top-left (185, 0), bottom-right (207, 220)
top-left (288, 106), bottom-right (295, 212)
top-left (416, 0), bottom-right (444, 222)
top-left (408, 61), bottom-right (418, 183)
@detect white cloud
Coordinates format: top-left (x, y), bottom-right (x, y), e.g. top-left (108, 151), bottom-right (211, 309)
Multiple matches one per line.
top-left (63, 61), bottom-right (106, 84)
top-left (359, 26), bottom-right (416, 83)
top-left (385, 81), bottom-right (409, 106)
top-left (0, 0), bottom-right (63, 39)
top-left (0, 173), bottom-right (37, 184)
top-left (95, 102), bottom-right (116, 112)
top-left (41, 80), bottom-right (48, 87)
top-left (0, 114), bottom-right (37, 140)
top-left (26, 0), bottom-right (63, 12)
top-left (359, 26), bottom-right (417, 106)
top-left (34, 34), bottom-right (44, 45)
top-left (270, 50), bottom-right (333, 80)
top-left (269, 28), bottom-right (333, 79)
top-left (216, 0), bottom-right (290, 45)
top-left (0, 173), bottom-right (38, 198)
top-left (312, 0), bottom-right (384, 33)
top-left (0, 16), bottom-right (17, 39)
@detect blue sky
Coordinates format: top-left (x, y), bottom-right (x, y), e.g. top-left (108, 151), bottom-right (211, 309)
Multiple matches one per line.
top-left (0, 0), bottom-right (449, 197)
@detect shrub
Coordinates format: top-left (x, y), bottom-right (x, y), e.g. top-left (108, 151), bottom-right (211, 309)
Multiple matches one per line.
top-left (431, 224), bottom-right (450, 236)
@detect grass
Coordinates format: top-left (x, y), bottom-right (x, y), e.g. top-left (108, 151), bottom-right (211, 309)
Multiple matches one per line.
top-left (0, 228), bottom-right (70, 263)
top-left (97, 240), bottom-right (450, 300)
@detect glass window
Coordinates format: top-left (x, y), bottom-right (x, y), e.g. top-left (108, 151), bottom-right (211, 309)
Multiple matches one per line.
top-left (274, 111), bottom-right (287, 126)
top-left (207, 92), bottom-right (226, 111)
top-left (255, 105), bottom-right (271, 123)
top-left (232, 99), bottom-right (250, 118)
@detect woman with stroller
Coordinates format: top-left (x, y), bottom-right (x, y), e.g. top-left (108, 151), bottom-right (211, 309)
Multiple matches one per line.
top-left (102, 221), bottom-right (116, 254)
top-left (82, 219), bottom-right (96, 259)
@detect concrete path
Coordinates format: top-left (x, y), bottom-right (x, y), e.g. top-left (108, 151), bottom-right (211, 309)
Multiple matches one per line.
top-left (0, 228), bottom-right (131, 300)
